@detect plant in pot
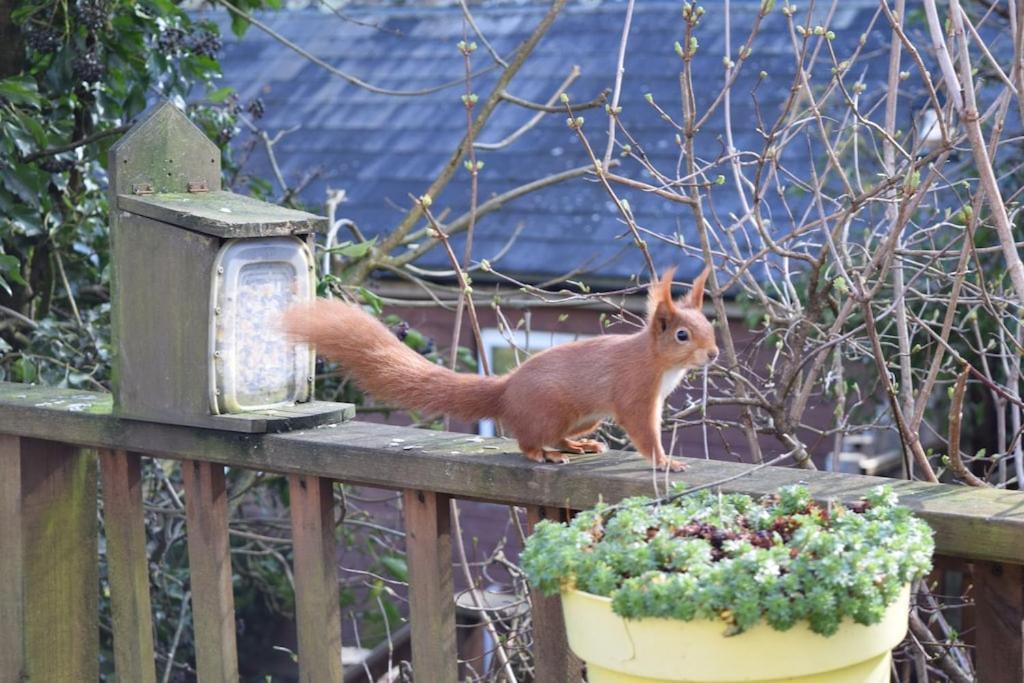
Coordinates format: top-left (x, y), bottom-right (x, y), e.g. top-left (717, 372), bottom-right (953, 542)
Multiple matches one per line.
top-left (521, 485), bottom-right (934, 683)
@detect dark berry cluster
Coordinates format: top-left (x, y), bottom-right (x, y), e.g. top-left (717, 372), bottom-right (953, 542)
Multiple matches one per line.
top-left (246, 97), bottom-right (265, 120)
top-left (24, 25), bottom-right (62, 54)
top-left (38, 157), bottom-right (76, 173)
top-left (391, 321), bottom-right (410, 341)
top-left (74, 0), bottom-right (108, 32)
top-left (72, 49), bottom-right (105, 83)
top-left (190, 30), bottom-right (222, 58)
top-left (157, 27), bottom-right (187, 54)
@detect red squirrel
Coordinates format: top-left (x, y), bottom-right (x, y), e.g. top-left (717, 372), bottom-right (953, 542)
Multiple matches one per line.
top-left (282, 267), bottom-right (718, 471)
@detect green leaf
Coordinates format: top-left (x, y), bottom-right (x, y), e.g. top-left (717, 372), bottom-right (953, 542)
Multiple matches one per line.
top-left (1, 166), bottom-right (48, 209)
top-left (13, 357), bottom-right (37, 383)
top-left (0, 255), bottom-right (26, 288)
top-left (14, 112), bottom-right (47, 146)
top-left (316, 273), bottom-right (341, 297)
top-left (402, 328), bottom-right (426, 352)
top-left (0, 77), bottom-right (42, 106)
top-left (456, 346), bottom-right (478, 372)
top-left (380, 555), bottom-right (408, 582)
top-left (358, 287), bottom-right (383, 316)
top-left (207, 86), bottom-right (235, 103)
top-left (230, 12), bottom-right (251, 37)
top-left (3, 120), bottom-right (37, 157)
top-left (325, 237), bottom-right (376, 258)
top-left (125, 85), bottom-right (147, 117)
top-left (0, 199), bottom-right (44, 235)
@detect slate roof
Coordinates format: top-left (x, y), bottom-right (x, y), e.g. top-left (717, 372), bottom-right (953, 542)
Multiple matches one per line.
top-left (209, 1), bottom-right (927, 285)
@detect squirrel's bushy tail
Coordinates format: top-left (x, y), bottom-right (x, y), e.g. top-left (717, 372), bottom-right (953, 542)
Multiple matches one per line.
top-left (283, 299), bottom-right (506, 421)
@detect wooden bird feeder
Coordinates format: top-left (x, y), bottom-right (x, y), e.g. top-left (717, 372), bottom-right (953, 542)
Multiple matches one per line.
top-left (108, 101), bottom-right (351, 432)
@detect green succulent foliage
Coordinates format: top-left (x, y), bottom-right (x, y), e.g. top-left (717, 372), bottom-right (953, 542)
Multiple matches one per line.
top-left (521, 485), bottom-right (934, 636)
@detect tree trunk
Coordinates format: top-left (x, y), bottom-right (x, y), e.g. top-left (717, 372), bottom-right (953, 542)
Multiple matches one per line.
top-left (0, 2), bottom-right (24, 79)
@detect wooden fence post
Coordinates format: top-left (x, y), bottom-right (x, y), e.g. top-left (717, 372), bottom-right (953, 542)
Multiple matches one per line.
top-left (974, 560), bottom-right (1024, 682)
top-left (0, 435), bottom-right (98, 682)
top-left (182, 459), bottom-right (239, 682)
top-left (525, 505), bottom-right (583, 683)
top-left (403, 489), bottom-right (457, 681)
top-left (289, 475), bottom-right (343, 683)
top-left (100, 449), bottom-right (157, 683)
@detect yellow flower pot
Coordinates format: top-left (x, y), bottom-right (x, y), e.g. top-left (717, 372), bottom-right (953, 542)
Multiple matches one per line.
top-left (560, 584), bottom-right (910, 683)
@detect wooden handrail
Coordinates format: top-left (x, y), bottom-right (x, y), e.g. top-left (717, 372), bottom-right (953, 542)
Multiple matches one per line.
top-left (1, 380), bottom-right (1022, 682)
top-left (0, 383), bottom-right (1021, 563)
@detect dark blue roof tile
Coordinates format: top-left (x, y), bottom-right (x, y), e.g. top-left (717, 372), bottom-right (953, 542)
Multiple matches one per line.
top-left (207, 0), bottom-right (904, 284)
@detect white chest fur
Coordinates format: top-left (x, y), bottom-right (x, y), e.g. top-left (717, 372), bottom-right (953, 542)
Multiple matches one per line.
top-left (659, 367), bottom-right (688, 402)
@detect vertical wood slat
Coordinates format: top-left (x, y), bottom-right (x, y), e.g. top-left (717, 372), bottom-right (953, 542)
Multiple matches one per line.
top-left (974, 560), bottom-right (1024, 683)
top-left (525, 505), bottom-right (583, 683)
top-left (0, 434), bottom-right (25, 679)
top-left (289, 475), bottom-right (343, 683)
top-left (402, 489), bottom-right (457, 682)
top-left (182, 459), bottom-right (239, 682)
top-left (99, 449), bottom-right (157, 683)
top-left (0, 435), bottom-right (98, 682)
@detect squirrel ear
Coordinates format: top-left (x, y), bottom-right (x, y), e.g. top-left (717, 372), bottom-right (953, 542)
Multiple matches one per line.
top-left (647, 267), bottom-right (676, 330)
top-left (683, 266), bottom-right (711, 308)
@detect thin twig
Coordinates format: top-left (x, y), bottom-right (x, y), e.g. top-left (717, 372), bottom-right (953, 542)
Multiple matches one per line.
top-left (20, 123), bottom-right (131, 163)
top-left (947, 365), bottom-right (991, 486)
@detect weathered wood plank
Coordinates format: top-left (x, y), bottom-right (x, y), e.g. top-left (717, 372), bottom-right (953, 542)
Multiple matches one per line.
top-left (289, 475), bottom-right (343, 683)
top-left (525, 506), bottom-right (583, 683)
top-left (0, 436), bottom-right (98, 682)
top-left (1, 382), bottom-right (1023, 564)
top-left (974, 561), bottom-right (1024, 683)
top-left (111, 210), bottom-right (221, 427)
top-left (403, 489), bottom-right (457, 682)
top-left (99, 449), bottom-right (157, 683)
top-left (109, 100), bottom-right (221, 198)
top-left (182, 460), bottom-right (239, 682)
top-left (117, 191), bottom-right (327, 238)
top-left (0, 434), bottom-right (25, 679)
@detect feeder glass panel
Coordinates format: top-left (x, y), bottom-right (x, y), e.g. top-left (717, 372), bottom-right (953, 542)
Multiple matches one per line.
top-left (210, 236), bottom-right (314, 413)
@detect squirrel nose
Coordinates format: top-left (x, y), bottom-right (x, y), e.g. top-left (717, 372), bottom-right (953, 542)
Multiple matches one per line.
top-left (708, 348), bottom-right (719, 362)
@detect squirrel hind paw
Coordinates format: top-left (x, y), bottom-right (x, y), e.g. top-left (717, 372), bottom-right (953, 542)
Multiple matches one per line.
top-left (560, 438), bottom-right (607, 454)
top-left (656, 457), bottom-right (688, 472)
top-left (522, 448), bottom-right (571, 465)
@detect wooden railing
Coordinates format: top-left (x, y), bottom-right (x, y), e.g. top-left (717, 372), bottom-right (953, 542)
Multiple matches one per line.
top-left (1, 381), bottom-right (1022, 682)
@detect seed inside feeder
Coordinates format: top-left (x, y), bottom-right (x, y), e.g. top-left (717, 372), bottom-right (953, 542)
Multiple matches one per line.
top-left (210, 237), bottom-right (315, 413)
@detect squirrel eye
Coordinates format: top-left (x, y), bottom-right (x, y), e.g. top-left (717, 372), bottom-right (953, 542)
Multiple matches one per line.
top-left (675, 329), bottom-right (690, 343)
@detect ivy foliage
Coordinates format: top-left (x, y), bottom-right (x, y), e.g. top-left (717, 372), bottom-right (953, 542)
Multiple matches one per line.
top-left (0, 0), bottom-right (272, 388)
top-left (521, 485), bottom-right (934, 636)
